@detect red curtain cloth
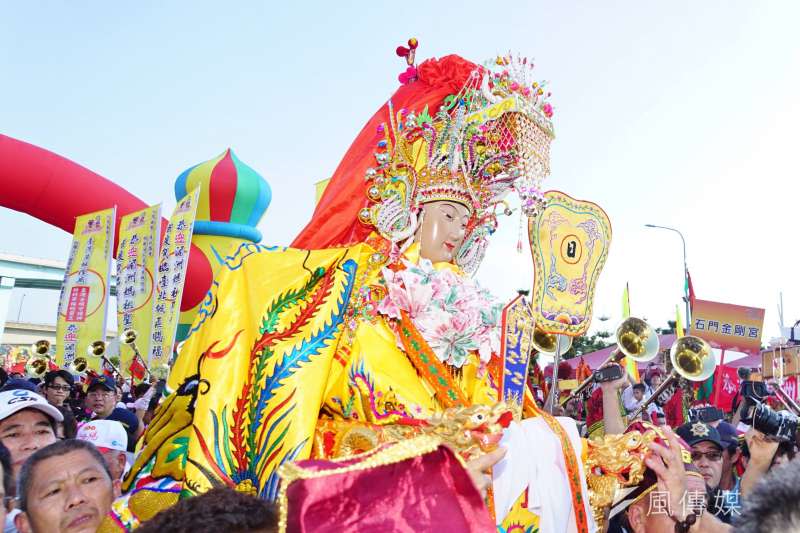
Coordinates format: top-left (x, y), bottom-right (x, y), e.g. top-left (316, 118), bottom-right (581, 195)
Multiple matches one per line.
top-left (284, 444), bottom-right (494, 533)
top-left (291, 55), bottom-right (479, 250)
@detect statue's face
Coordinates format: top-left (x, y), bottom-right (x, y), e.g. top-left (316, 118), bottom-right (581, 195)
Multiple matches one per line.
top-left (416, 201), bottom-right (470, 263)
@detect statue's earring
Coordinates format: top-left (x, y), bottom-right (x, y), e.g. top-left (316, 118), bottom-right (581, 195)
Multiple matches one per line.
top-left (455, 226), bottom-right (489, 275)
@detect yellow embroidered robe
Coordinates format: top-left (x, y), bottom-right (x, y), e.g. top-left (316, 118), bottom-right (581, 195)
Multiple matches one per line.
top-left (123, 236), bottom-right (540, 529)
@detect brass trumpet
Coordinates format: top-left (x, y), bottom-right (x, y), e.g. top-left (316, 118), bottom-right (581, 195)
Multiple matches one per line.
top-left (67, 357), bottom-right (88, 375)
top-left (533, 327), bottom-right (572, 357)
top-left (121, 329), bottom-right (152, 380)
top-left (630, 335), bottom-right (715, 420)
top-left (32, 339), bottom-right (51, 356)
top-left (86, 340), bottom-right (123, 379)
top-left (25, 339), bottom-right (52, 379)
top-left (537, 327), bottom-right (574, 413)
top-left (560, 317), bottom-right (659, 405)
top-left (89, 340), bottom-right (107, 358)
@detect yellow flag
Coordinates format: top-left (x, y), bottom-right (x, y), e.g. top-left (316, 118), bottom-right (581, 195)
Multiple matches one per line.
top-left (149, 188), bottom-right (200, 367)
top-left (622, 283), bottom-right (631, 318)
top-left (55, 208), bottom-right (116, 370)
top-left (314, 178), bottom-right (331, 205)
top-left (116, 205), bottom-right (161, 378)
top-left (622, 283), bottom-right (640, 382)
top-left (676, 304), bottom-right (685, 338)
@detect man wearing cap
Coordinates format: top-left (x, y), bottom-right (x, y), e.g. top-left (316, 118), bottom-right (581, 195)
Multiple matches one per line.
top-left (0, 390), bottom-right (61, 533)
top-left (714, 420), bottom-right (742, 493)
top-left (0, 390), bottom-right (61, 479)
top-left (676, 421), bottom-right (741, 523)
top-left (599, 423), bottom-right (731, 533)
top-left (83, 375), bottom-right (141, 452)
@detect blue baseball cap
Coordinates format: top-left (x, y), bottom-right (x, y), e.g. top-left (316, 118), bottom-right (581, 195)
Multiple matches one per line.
top-left (87, 375), bottom-right (116, 392)
top-left (715, 421), bottom-right (740, 450)
top-left (0, 378), bottom-right (38, 393)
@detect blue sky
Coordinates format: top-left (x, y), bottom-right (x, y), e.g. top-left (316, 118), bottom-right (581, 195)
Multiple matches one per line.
top-left (2, 2), bottom-right (799, 358)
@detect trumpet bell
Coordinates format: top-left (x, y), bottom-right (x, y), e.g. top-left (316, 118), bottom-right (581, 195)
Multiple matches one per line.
top-left (25, 357), bottom-right (49, 379)
top-left (32, 339), bottom-right (51, 356)
top-left (670, 335), bottom-right (715, 382)
top-left (615, 317), bottom-right (659, 361)
top-left (68, 356), bottom-right (88, 375)
top-left (88, 341), bottom-right (106, 358)
top-left (121, 329), bottom-right (138, 345)
top-left (533, 327), bottom-right (572, 357)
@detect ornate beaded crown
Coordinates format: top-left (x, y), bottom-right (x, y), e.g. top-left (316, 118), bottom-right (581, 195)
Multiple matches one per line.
top-left (359, 46), bottom-right (555, 273)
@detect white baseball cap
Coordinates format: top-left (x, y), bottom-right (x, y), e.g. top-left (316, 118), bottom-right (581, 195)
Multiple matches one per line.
top-left (76, 419), bottom-right (128, 452)
top-left (0, 389), bottom-right (64, 423)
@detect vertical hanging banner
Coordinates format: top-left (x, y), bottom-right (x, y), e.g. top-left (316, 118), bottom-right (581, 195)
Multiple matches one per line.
top-left (529, 191), bottom-right (612, 337)
top-left (500, 293), bottom-right (536, 420)
top-left (149, 188), bottom-right (200, 367)
top-left (116, 205), bottom-right (161, 377)
top-left (56, 208), bottom-right (116, 370)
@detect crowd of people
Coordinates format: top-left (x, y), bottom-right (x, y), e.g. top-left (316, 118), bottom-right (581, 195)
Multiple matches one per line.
top-left (0, 356), bottom-right (796, 532)
top-left (2, 42), bottom-right (798, 533)
top-left (544, 359), bottom-right (800, 533)
top-left (0, 366), bottom-right (277, 533)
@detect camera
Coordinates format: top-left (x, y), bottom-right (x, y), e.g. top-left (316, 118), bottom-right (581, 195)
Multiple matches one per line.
top-left (593, 364), bottom-right (624, 383)
top-left (740, 380), bottom-right (769, 401)
top-left (689, 406), bottom-right (724, 424)
top-left (741, 397), bottom-right (798, 442)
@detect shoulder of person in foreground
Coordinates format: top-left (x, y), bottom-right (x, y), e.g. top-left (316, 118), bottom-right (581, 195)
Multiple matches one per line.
top-left (734, 458), bottom-right (800, 533)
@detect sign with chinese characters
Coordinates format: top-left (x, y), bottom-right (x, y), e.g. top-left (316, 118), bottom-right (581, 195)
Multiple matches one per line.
top-left (55, 208), bottom-right (116, 369)
top-left (116, 205), bottom-right (161, 377)
top-left (529, 191), bottom-right (612, 337)
top-left (148, 188), bottom-right (199, 367)
top-left (690, 299), bottom-right (765, 355)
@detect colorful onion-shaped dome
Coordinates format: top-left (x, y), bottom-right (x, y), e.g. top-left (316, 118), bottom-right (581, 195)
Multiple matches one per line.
top-left (174, 149), bottom-right (270, 242)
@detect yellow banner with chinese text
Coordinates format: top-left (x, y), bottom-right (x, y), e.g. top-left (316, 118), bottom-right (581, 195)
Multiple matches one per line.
top-left (148, 188), bottom-right (199, 368)
top-left (55, 208), bottom-right (116, 370)
top-left (116, 205), bottom-right (161, 378)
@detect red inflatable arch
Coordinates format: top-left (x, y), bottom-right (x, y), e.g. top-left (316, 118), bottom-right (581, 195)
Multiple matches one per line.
top-left (0, 134), bottom-right (212, 312)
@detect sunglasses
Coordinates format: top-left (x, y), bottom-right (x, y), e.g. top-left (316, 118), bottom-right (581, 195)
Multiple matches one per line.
top-left (47, 384), bottom-right (71, 392)
top-left (691, 450), bottom-right (723, 462)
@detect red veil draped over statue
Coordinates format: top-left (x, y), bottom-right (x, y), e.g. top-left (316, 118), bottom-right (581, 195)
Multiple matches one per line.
top-left (292, 55), bottom-right (478, 249)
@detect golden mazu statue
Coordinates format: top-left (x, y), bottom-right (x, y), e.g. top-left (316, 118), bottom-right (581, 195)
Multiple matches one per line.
top-left (106, 49), bottom-right (603, 532)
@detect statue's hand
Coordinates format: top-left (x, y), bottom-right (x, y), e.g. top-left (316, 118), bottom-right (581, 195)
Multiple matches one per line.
top-left (465, 447), bottom-right (507, 498)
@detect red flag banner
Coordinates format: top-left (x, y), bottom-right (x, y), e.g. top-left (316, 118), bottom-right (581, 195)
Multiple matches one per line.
top-left (711, 366), bottom-right (739, 412)
top-left (782, 376), bottom-right (799, 402)
top-left (129, 354), bottom-right (146, 381)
